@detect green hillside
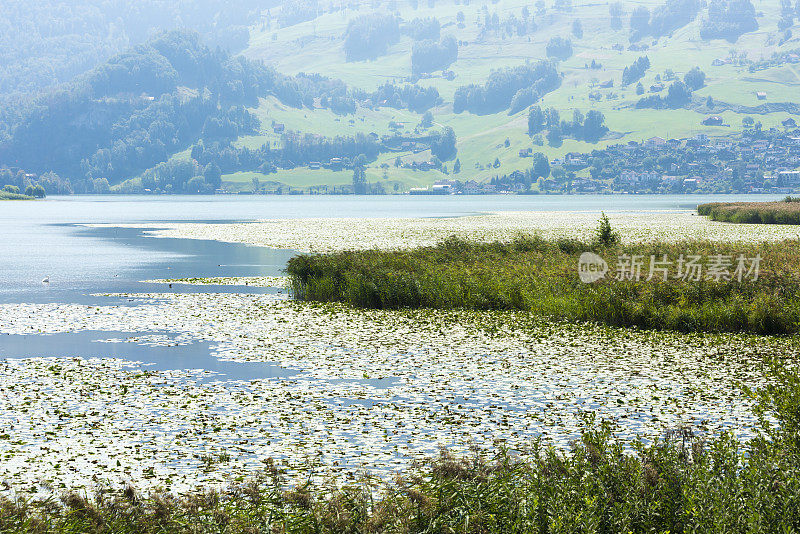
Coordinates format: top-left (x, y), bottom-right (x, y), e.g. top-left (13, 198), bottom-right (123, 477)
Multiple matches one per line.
top-left (1, 0), bottom-right (797, 195)
top-left (226, 0), bottom-right (798, 191)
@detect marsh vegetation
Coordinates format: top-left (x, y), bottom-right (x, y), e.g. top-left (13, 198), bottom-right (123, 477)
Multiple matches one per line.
top-left (288, 232), bottom-right (800, 334)
top-left (2, 359), bottom-right (800, 533)
top-left (698, 198), bottom-right (800, 225)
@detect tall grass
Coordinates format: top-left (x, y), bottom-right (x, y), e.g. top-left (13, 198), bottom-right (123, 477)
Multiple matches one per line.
top-left (287, 235), bottom-right (800, 334)
top-left (3, 360), bottom-right (800, 533)
top-left (0, 191), bottom-right (33, 200)
top-left (698, 199), bottom-right (800, 225)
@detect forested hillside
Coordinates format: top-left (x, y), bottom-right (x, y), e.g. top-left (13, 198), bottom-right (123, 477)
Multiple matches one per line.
top-left (0, 30), bottom-right (408, 193)
top-left (0, 0), bottom-right (271, 98)
top-left (1, 0), bottom-right (798, 195)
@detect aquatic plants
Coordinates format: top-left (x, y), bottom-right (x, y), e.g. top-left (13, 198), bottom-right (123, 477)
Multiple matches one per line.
top-left (287, 235), bottom-right (800, 334)
top-left (698, 199), bottom-right (800, 225)
top-left (127, 209), bottom-right (800, 255)
top-left (143, 276), bottom-right (288, 287)
top-left (1, 291), bottom-right (779, 496)
top-left (2, 359), bottom-right (800, 533)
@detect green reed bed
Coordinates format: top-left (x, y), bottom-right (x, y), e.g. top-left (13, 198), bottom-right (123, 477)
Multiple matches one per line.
top-left (698, 197), bottom-right (800, 225)
top-left (3, 360), bottom-right (800, 533)
top-left (0, 191), bottom-right (33, 200)
top-left (287, 235), bottom-right (800, 334)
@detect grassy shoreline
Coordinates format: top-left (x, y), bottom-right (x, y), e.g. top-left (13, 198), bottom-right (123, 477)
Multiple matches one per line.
top-left (698, 198), bottom-right (800, 225)
top-left (0, 191), bottom-right (34, 200)
top-left (287, 235), bottom-right (800, 334)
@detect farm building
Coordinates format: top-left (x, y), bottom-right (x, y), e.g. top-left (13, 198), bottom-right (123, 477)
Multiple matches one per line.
top-left (702, 116), bottom-right (724, 126)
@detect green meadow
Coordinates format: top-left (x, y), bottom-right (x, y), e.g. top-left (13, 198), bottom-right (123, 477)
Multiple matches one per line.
top-left (212, 0), bottom-right (800, 191)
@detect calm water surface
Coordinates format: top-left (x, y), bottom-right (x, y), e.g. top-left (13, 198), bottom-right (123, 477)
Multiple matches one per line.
top-left (0, 194), bottom-right (783, 377)
top-left (1, 193), bottom-right (784, 300)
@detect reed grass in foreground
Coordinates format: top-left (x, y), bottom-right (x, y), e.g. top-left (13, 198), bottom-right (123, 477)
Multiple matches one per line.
top-left (3, 360), bottom-right (800, 533)
top-left (287, 235), bottom-right (800, 334)
top-left (698, 197), bottom-right (800, 225)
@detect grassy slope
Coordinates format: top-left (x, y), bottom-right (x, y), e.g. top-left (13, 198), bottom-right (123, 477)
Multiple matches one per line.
top-left (231, 0), bottom-right (796, 191)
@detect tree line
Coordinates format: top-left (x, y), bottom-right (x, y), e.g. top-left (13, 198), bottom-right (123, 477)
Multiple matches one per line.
top-left (411, 37), bottom-right (458, 76)
top-left (622, 56), bottom-right (651, 86)
top-left (635, 67), bottom-right (705, 109)
top-left (429, 127), bottom-right (457, 160)
top-left (364, 83), bottom-right (441, 113)
top-left (343, 14), bottom-right (400, 61)
top-left (699, 0), bottom-right (758, 42)
top-left (528, 106), bottom-right (608, 144)
top-left (489, 153), bottom-right (551, 190)
top-left (546, 37), bottom-right (573, 61)
top-left (629, 0), bottom-right (701, 41)
top-left (401, 17), bottom-right (441, 41)
top-left (0, 168), bottom-right (69, 195)
top-left (190, 131), bottom-right (383, 174)
top-left (453, 61), bottom-right (560, 115)
top-left (278, 0), bottom-right (319, 28)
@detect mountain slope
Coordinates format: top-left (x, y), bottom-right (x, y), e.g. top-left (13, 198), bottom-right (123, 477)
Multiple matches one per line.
top-left (1, 0), bottom-right (798, 194)
top-left (232, 0), bottom-right (798, 190)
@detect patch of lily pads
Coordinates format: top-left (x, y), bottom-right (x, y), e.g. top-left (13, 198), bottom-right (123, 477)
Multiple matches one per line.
top-left (91, 210), bottom-right (800, 253)
top-left (0, 288), bottom-right (791, 498)
top-left (6, 210), bottom-right (799, 498)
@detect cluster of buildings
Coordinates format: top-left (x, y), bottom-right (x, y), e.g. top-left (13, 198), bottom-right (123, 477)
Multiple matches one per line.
top-left (406, 128), bottom-right (800, 195)
top-left (409, 179), bottom-right (500, 195)
top-left (278, 120), bottom-right (800, 195)
top-left (561, 130), bottom-right (800, 194)
top-left (471, 129), bottom-right (800, 195)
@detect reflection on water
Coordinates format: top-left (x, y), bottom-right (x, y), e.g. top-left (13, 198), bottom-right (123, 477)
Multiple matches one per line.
top-left (0, 225), bottom-right (294, 305)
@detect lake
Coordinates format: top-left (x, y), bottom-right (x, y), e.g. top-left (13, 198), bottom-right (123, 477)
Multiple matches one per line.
top-left (0, 193), bottom-right (784, 491)
top-left (0, 193), bottom-right (785, 373)
top-left (1, 193), bottom-right (784, 305)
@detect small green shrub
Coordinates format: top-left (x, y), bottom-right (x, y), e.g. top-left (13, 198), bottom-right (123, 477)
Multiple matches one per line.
top-left (594, 211), bottom-right (620, 246)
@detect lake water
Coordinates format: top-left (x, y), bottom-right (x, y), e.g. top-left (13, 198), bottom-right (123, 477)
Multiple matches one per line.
top-left (1, 193), bottom-right (784, 301)
top-left (0, 194), bottom-right (783, 486)
top-left (0, 193), bottom-right (784, 377)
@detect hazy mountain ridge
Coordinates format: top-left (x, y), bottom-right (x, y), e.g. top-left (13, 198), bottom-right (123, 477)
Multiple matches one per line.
top-left (2, 0), bottom-right (799, 194)
top-left (0, 0), bottom-right (272, 98)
